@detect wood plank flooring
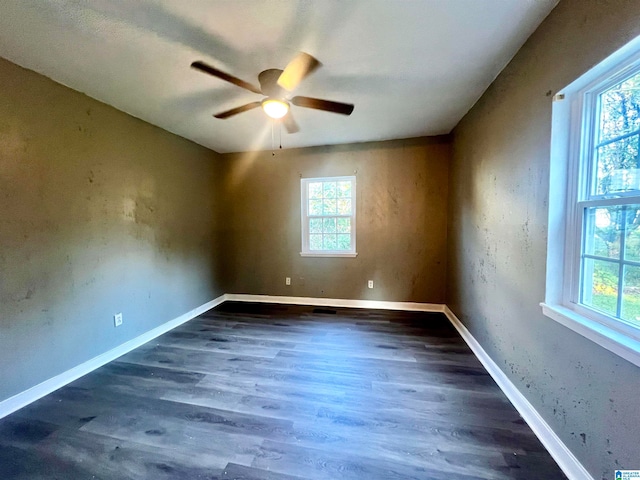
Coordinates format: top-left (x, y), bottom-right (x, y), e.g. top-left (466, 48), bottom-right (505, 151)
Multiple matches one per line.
top-left (0, 302), bottom-right (567, 479)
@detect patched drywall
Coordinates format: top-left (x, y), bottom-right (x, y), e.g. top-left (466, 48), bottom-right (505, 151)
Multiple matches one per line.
top-left (0, 56), bottom-right (224, 402)
top-left (221, 137), bottom-right (450, 303)
top-left (447, 1), bottom-right (640, 477)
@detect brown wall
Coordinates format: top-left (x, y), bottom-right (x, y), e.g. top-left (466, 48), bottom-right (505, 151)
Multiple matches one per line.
top-left (221, 137), bottom-right (450, 303)
top-left (447, 1), bottom-right (640, 477)
top-left (0, 57), bottom-right (225, 402)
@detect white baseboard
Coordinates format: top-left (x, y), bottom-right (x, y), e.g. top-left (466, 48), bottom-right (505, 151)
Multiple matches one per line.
top-left (0, 295), bottom-right (226, 420)
top-left (224, 293), bottom-right (445, 313)
top-left (443, 306), bottom-right (593, 480)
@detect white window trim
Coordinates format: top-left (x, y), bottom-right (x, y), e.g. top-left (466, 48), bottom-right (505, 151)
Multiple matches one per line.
top-left (300, 175), bottom-right (357, 258)
top-left (543, 35), bottom-right (640, 368)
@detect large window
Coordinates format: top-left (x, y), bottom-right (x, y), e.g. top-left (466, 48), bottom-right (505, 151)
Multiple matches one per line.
top-left (579, 70), bottom-right (640, 327)
top-left (544, 36), bottom-right (640, 367)
top-left (300, 176), bottom-right (356, 257)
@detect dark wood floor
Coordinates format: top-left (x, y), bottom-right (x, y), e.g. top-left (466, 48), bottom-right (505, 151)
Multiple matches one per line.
top-left (0, 302), bottom-right (566, 479)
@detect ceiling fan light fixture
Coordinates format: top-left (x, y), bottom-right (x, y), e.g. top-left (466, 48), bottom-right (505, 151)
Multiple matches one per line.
top-left (262, 98), bottom-right (289, 119)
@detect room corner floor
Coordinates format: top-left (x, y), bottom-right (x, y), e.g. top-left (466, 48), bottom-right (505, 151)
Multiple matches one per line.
top-left (0, 302), bottom-right (566, 479)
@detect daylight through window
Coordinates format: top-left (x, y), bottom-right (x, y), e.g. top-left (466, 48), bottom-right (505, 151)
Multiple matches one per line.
top-left (543, 36), bottom-right (640, 368)
top-left (301, 176), bottom-right (356, 257)
top-left (579, 69), bottom-right (640, 328)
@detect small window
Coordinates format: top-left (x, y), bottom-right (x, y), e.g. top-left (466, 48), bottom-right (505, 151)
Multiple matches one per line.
top-left (301, 176), bottom-right (357, 257)
top-left (543, 35), bottom-right (640, 367)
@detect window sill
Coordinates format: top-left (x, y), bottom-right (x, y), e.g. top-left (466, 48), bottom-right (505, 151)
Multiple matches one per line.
top-left (300, 252), bottom-right (358, 258)
top-left (540, 302), bottom-right (640, 367)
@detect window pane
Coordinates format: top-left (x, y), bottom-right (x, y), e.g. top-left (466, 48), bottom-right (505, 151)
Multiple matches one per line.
top-left (309, 199), bottom-right (322, 215)
top-left (322, 198), bottom-right (337, 215)
top-left (337, 217), bottom-right (351, 233)
top-left (309, 234), bottom-right (323, 250)
top-left (337, 181), bottom-right (352, 198)
top-left (594, 135), bottom-right (640, 195)
top-left (323, 182), bottom-right (337, 198)
top-left (337, 234), bottom-right (351, 250)
top-left (302, 176), bottom-right (355, 255)
top-left (582, 257), bottom-right (619, 317)
top-left (323, 217), bottom-right (336, 233)
top-left (623, 204), bottom-right (640, 262)
top-left (308, 182), bottom-right (323, 199)
top-left (584, 206), bottom-right (622, 259)
top-left (598, 70), bottom-right (640, 143)
top-left (622, 265), bottom-right (640, 326)
top-left (323, 234), bottom-right (337, 250)
top-left (309, 218), bottom-right (323, 234)
top-left (337, 198), bottom-right (352, 215)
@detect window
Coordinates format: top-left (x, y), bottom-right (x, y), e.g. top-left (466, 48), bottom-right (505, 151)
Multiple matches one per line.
top-left (579, 69), bottom-right (640, 326)
top-left (543, 36), bottom-right (640, 367)
top-left (301, 176), bottom-right (356, 257)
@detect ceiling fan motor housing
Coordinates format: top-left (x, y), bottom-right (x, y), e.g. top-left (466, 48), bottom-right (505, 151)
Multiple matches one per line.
top-left (258, 69), bottom-right (286, 98)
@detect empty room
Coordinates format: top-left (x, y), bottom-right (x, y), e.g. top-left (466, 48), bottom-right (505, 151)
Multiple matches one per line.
top-left (1, 1), bottom-right (639, 479)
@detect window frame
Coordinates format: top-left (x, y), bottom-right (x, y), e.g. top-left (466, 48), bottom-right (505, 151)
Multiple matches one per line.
top-left (543, 36), bottom-right (640, 368)
top-left (300, 175), bottom-right (357, 258)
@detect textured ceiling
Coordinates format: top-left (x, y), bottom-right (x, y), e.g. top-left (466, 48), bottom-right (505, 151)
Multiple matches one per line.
top-left (0, 0), bottom-right (558, 153)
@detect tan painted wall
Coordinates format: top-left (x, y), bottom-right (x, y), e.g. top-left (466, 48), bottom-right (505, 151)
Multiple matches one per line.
top-left (0, 57), bottom-right (225, 402)
top-left (221, 137), bottom-right (450, 303)
top-left (447, 1), bottom-right (640, 477)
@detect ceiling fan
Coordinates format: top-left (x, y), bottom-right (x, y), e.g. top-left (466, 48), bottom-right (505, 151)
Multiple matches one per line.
top-left (190, 52), bottom-right (354, 133)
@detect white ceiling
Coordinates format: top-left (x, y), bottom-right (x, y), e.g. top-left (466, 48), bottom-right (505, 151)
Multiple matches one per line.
top-left (0, 0), bottom-right (558, 153)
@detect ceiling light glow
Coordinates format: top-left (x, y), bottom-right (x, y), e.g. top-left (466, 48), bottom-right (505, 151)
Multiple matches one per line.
top-left (262, 99), bottom-right (289, 119)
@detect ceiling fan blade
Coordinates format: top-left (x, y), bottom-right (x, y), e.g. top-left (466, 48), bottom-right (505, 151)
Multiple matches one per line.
top-left (213, 102), bottom-right (261, 119)
top-left (277, 52), bottom-right (321, 91)
top-left (291, 96), bottom-right (354, 116)
top-left (282, 112), bottom-right (300, 134)
top-left (191, 61), bottom-right (262, 94)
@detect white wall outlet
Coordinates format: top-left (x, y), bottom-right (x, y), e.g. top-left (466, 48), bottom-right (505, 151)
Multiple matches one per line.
top-left (114, 312), bottom-right (123, 327)
top-left (285, 277), bottom-right (291, 285)
top-left (368, 280), bottom-right (374, 289)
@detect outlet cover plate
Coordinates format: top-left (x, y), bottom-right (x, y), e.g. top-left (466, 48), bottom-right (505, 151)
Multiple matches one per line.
top-left (368, 280), bottom-right (374, 289)
top-left (114, 313), bottom-right (123, 327)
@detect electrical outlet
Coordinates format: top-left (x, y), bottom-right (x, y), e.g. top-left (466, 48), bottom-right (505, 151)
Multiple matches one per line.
top-left (285, 277), bottom-right (291, 285)
top-left (114, 313), bottom-right (123, 327)
top-left (368, 280), bottom-right (374, 289)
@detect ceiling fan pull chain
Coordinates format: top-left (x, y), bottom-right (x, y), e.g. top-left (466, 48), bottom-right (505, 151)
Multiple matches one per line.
top-left (271, 120), bottom-right (275, 156)
top-left (279, 121), bottom-right (283, 150)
